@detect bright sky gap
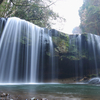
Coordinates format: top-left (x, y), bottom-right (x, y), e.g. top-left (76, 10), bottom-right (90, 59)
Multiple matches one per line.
top-left (51, 0), bottom-right (83, 34)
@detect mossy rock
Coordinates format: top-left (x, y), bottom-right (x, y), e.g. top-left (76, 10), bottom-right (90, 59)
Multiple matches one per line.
top-left (52, 32), bottom-right (69, 53)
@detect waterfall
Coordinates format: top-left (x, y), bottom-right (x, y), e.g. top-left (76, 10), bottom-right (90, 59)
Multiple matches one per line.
top-left (0, 17), bottom-right (55, 83)
top-left (49, 36), bottom-right (55, 80)
top-left (69, 35), bottom-right (78, 79)
top-left (69, 33), bottom-right (100, 80)
top-left (88, 34), bottom-right (98, 76)
top-left (0, 18), bottom-right (6, 37)
top-left (69, 34), bottom-right (83, 79)
top-left (77, 35), bottom-right (83, 78)
top-left (1, 17), bottom-right (100, 83)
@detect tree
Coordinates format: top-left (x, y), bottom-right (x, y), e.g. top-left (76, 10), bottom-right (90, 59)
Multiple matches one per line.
top-left (0, 0), bottom-right (13, 17)
top-left (79, 0), bottom-right (100, 35)
top-left (0, 0), bottom-right (64, 28)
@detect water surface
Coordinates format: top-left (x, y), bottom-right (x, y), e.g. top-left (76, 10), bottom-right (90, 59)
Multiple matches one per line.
top-left (0, 83), bottom-right (100, 100)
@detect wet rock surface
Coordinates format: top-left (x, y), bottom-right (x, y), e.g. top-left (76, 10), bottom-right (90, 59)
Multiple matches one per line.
top-left (0, 92), bottom-right (81, 100)
top-left (0, 92), bottom-right (10, 99)
top-left (88, 77), bottom-right (100, 84)
top-left (41, 98), bottom-right (48, 100)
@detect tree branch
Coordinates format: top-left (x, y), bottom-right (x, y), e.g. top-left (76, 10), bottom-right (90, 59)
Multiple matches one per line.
top-left (0, 0), bottom-right (3, 4)
top-left (11, 0), bottom-right (58, 8)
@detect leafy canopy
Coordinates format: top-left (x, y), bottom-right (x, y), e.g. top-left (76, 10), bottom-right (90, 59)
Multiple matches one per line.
top-left (79, 0), bottom-right (100, 35)
top-left (0, 0), bottom-right (64, 28)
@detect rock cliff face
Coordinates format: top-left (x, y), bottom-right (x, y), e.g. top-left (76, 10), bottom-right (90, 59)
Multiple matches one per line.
top-left (50, 30), bottom-right (100, 81)
top-left (0, 17), bottom-right (100, 83)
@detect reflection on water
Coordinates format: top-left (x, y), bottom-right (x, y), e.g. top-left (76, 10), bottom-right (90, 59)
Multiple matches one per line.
top-left (0, 84), bottom-right (100, 100)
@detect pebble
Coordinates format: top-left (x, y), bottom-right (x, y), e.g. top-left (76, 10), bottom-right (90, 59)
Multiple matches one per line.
top-left (41, 98), bottom-right (48, 100)
top-left (6, 93), bottom-right (10, 96)
top-left (1, 93), bottom-right (6, 97)
top-left (30, 97), bottom-right (38, 100)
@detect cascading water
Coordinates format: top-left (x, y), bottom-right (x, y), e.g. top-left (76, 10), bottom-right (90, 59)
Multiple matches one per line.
top-left (69, 33), bottom-right (100, 82)
top-left (0, 18), bottom-right (6, 37)
top-left (49, 36), bottom-right (55, 80)
top-left (69, 35), bottom-right (78, 78)
top-left (1, 17), bottom-right (100, 84)
top-left (87, 34), bottom-right (98, 76)
top-left (87, 34), bottom-right (100, 84)
top-left (77, 35), bottom-right (83, 78)
top-left (69, 34), bottom-right (83, 79)
top-left (0, 17), bottom-right (55, 83)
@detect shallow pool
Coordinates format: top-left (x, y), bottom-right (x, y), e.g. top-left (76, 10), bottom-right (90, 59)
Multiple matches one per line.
top-left (0, 83), bottom-right (100, 100)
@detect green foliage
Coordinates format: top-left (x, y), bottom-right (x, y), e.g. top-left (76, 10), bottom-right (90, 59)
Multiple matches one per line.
top-left (66, 55), bottom-right (79, 60)
top-left (52, 32), bottom-right (69, 53)
top-left (0, 0), bottom-right (14, 17)
top-left (79, 0), bottom-right (100, 35)
top-left (87, 74), bottom-right (97, 78)
top-left (0, 0), bottom-right (64, 28)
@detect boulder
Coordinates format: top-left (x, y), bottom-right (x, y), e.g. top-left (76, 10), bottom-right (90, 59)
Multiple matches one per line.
top-left (88, 77), bottom-right (100, 84)
top-left (1, 93), bottom-right (6, 97)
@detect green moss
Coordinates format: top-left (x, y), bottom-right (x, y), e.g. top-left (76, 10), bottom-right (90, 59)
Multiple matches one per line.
top-left (82, 33), bottom-right (88, 41)
top-left (20, 35), bottom-right (32, 45)
top-left (52, 32), bottom-right (69, 53)
top-left (46, 52), bottom-right (50, 56)
top-left (87, 74), bottom-right (97, 78)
